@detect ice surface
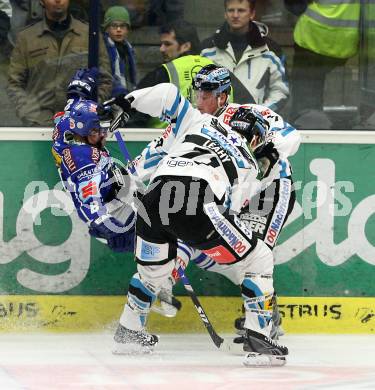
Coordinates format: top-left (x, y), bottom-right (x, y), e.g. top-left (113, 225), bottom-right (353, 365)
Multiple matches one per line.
top-left (0, 333), bottom-right (374, 389)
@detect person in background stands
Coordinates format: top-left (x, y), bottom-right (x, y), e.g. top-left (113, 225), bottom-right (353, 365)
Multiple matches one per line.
top-left (201, 0), bottom-right (289, 111)
top-left (285, 0), bottom-right (360, 129)
top-left (7, 0), bottom-right (112, 126)
top-left (103, 5), bottom-right (136, 97)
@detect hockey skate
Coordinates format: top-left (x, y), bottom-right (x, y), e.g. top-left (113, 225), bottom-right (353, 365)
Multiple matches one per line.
top-left (242, 329), bottom-right (288, 367)
top-left (112, 323), bottom-right (159, 354)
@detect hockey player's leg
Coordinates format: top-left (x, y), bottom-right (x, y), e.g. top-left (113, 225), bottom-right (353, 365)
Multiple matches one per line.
top-left (114, 271), bottom-right (159, 354)
top-left (114, 260), bottom-right (175, 354)
top-left (239, 241), bottom-right (288, 367)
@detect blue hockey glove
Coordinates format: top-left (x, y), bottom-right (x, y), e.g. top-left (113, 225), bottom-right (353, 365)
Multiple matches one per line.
top-left (89, 213), bottom-right (136, 253)
top-left (67, 68), bottom-right (98, 100)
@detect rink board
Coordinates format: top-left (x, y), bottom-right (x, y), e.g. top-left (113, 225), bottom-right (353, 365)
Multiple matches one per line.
top-left (0, 129), bottom-right (374, 334)
top-left (0, 296), bottom-right (374, 334)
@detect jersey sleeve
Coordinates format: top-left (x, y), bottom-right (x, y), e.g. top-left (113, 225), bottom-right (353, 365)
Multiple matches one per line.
top-left (126, 83), bottom-right (203, 181)
top-left (253, 105), bottom-right (301, 159)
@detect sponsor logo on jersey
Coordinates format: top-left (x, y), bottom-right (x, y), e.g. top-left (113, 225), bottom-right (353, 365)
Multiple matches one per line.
top-left (81, 181), bottom-right (98, 199)
top-left (166, 159), bottom-right (194, 168)
top-left (201, 245), bottom-right (236, 264)
top-left (204, 203), bottom-right (252, 256)
top-left (138, 239), bottom-right (169, 262)
top-left (62, 149), bottom-right (76, 172)
top-left (76, 168), bottom-right (96, 181)
top-left (265, 179), bottom-right (291, 246)
top-left (223, 106), bottom-right (237, 125)
top-left (240, 213), bottom-right (267, 235)
top-left (52, 127), bottom-right (59, 142)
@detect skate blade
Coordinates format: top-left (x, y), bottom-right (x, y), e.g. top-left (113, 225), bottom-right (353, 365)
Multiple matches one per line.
top-left (112, 341), bottom-right (157, 355)
top-left (243, 352), bottom-right (287, 367)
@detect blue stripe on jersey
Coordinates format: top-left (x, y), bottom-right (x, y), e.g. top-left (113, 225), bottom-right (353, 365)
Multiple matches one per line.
top-left (144, 157), bottom-right (162, 169)
top-left (192, 253), bottom-right (208, 265)
top-left (174, 99), bottom-right (189, 136)
top-left (164, 90), bottom-right (180, 118)
top-left (279, 160), bottom-right (288, 178)
top-left (178, 242), bottom-right (193, 259)
top-left (281, 125), bottom-right (295, 137)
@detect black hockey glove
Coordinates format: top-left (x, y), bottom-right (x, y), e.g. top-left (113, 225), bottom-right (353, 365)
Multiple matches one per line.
top-left (254, 142), bottom-right (279, 178)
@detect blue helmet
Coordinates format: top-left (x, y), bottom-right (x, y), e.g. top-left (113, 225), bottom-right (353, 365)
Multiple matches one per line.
top-left (68, 100), bottom-right (101, 137)
top-left (67, 68), bottom-right (98, 100)
top-left (192, 64), bottom-right (231, 95)
top-left (229, 107), bottom-right (269, 150)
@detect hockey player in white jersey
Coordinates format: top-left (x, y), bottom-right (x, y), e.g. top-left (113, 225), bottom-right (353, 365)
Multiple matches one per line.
top-left (189, 64), bottom-right (301, 341)
top-left (103, 82), bottom-right (289, 366)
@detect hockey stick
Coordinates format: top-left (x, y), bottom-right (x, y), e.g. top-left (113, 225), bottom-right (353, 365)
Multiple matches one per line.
top-left (174, 258), bottom-right (232, 352)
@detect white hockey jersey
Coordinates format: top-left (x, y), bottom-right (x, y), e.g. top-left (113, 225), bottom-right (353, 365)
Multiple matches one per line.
top-left (216, 103), bottom-right (301, 190)
top-left (126, 83), bottom-right (260, 212)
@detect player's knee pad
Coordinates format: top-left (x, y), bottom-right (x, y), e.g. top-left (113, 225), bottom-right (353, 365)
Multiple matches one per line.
top-left (241, 272), bottom-right (274, 332)
top-left (137, 260), bottom-right (175, 291)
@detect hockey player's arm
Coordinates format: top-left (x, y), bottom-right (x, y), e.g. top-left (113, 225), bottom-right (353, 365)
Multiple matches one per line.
top-left (125, 83), bottom-right (202, 181)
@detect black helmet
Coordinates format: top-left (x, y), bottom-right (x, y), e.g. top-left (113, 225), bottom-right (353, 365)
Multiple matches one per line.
top-left (229, 107), bottom-right (269, 150)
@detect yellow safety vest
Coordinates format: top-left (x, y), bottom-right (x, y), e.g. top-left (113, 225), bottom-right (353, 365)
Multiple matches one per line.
top-left (294, 0), bottom-right (360, 59)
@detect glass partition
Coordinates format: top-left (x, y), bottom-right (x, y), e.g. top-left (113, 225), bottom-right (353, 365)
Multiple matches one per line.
top-left (0, 0), bottom-right (371, 130)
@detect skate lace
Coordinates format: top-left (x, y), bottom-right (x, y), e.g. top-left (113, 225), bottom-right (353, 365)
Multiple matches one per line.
top-left (265, 335), bottom-right (285, 349)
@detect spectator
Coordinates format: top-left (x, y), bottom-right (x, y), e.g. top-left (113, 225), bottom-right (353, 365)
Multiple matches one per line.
top-left (201, 0), bottom-right (289, 111)
top-left (285, 0), bottom-right (360, 129)
top-left (102, 5), bottom-right (136, 97)
top-left (7, 0), bottom-right (112, 126)
top-left (134, 20), bottom-right (212, 127)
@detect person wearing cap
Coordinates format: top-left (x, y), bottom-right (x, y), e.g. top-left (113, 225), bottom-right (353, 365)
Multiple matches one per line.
top-left (103, 5), bottom-right (137, 97)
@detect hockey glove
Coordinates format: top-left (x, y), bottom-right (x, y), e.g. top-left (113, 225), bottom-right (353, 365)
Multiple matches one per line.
top-left (254, 142), bottom-right (279, 178)
top-left (67, 68), bottom-right (98, 100)
top-left (89, 214), bottom-right (136, 253)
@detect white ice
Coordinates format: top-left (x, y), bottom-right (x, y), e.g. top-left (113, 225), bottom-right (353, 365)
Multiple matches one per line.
top-left (0, 333), bottom-right (374, 390)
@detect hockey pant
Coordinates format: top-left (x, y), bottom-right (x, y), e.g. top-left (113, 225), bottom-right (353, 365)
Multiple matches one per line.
top-left (120, 176), bottom-right (275, 336)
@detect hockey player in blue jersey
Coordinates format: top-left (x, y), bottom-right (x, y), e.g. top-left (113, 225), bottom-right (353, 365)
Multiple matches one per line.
top-left (51, 68), bottom-right (136, 252)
